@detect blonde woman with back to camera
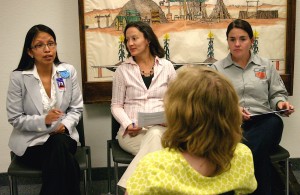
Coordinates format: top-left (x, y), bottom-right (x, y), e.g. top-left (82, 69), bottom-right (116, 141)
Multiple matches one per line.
top-left (126, 67), bottom-right (257, 195)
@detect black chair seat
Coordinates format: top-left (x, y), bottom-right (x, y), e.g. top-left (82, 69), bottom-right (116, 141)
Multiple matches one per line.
top-left (75, 146), bottom-right (91, 170)
top-left (270, 145), bottom-right (290, 195)
top-left (110, 140), bottom-right (135, 164)
top-left (7, 117), bottom-right (92, 195)
top-left (8, 156), bottom-right (42, 177)
top-left (270, 145), bottom-right (290, 162)
top-left (8, 146), bottom-right (90, 177)
top-left (107, 116), bottom-right (135, 194)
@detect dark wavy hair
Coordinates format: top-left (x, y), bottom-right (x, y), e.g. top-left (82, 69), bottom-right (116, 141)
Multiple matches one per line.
top-left (226, 19), bottom-right (253, 39)
top-left (14, 24), bottom-right (61, 71)
top-left (123, 21), bottom-right (165, 58)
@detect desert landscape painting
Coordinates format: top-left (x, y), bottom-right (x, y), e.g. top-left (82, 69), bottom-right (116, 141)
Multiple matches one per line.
top-left (81, 0), bottom-right (287, 82)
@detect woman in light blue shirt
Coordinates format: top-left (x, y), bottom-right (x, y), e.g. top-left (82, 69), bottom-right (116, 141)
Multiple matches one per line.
top-left (212, 19), bottom-right (294, 195)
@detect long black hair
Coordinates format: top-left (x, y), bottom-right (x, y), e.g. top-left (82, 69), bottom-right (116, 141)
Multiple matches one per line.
top-left (123, 21), bottom-right (165, 58)
top-left (14, 24), bottom-right (61, 71)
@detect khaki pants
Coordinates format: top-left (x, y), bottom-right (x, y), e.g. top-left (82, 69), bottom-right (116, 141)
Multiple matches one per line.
top-left (116, 125), bottom-right (166, 188)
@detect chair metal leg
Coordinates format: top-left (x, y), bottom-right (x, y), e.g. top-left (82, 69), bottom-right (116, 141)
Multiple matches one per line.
top-left (87, 147), bottom-right (92, 195)
top-left (114, 162), bottom-right (119, 195)
top-left (8, 175), bottom-right (18, 195)
top-left (107, 141), bottom-right (112, 194)
top-left (286, 158), bottom-right (289, 195)
top-left (83, 171), bottom-right (87, 195)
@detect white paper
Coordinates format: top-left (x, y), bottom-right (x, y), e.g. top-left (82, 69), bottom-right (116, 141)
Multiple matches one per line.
top-left (137, 111), bottom-right (165, 127)
top-left (250, 109), bottom-right (289, 117)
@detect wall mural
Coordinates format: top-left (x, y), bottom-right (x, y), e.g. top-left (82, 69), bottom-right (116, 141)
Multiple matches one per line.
top-left (78, 0), bottom-right (295, 103)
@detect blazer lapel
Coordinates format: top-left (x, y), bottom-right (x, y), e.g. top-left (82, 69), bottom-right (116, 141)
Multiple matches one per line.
top-left (23, 75), bottom-right (43, 114)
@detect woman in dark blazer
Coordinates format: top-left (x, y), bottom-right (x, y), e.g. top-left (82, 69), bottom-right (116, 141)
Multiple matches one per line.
top-left (6, 24), bottom-right (83, 195)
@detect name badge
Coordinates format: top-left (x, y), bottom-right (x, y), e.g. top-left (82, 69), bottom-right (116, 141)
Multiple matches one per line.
top-left (56, 78), bottom-right (65, 91)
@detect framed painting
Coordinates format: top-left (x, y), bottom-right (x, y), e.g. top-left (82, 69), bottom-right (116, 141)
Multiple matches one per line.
top-left (78, 0), bottom-right (296, 104)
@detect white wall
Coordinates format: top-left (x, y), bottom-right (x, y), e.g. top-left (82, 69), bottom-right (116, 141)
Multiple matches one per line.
top-left (0, 0), bottom-right (299, 173)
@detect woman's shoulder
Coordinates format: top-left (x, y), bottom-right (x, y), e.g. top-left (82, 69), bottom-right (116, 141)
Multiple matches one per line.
top-left (10, 70), bottom-right (22, 76)
top-left (232, 143), bottom-right (253, 164)
top-left (56, 63), bottom-right (78, 75)
top-left (57, 63), bottom-right (75, 70)
top-left (140, 148), bottom-right (177, 165)
top-left (212, 54), bottom-right (231, 68)
top-left (10, 71), bottom-right (23, 81)
top-left (252, 54), bottom-right (271, 66)
top-left (235, 143), bottom-right (252, 155)
top-left (157, 57), bottom-right (173, 66)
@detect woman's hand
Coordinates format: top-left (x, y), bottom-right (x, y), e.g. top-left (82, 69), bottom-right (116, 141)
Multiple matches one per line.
top-left (45, 108), bottom-right (64, 125)
top-left (277, 101), bottom-right (295, 116)
top-left (50, 123), bottom-right (66, 135)
top-left (240, 107), bottom-right (251, 121)
top-left (124, 124), bottom-right (142, 137)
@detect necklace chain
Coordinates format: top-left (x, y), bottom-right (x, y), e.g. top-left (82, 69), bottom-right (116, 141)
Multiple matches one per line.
top-left (140, 66), bottom-right (154, 77)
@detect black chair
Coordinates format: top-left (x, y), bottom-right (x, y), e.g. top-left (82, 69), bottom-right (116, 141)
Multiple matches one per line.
top-left (107, 116), bottom-right (134, 195)
top-left (270, 145), bottom-right (290, 195)
top-left (7, 116), bottom-right (92, 195)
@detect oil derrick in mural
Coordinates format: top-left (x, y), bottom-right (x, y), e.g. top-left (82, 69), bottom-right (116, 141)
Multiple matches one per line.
top-left (203, 31), bottom-right (217, 64)
top-left (252, 30), bottom-right (259, 54)
top-left (169, 0), bottom-right (208, 20)
top-left (118, 35), bottom-right (126, 62)
top-left (186, 0), bottom-right (208, 20)
top-left (209, 0), bottom-right (231, 20)
top-left (163, 33), bottom-right (170, 60)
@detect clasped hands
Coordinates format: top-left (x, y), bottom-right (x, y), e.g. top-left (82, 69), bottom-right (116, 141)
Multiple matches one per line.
top-left (45, 108), bottom-right (66, 135)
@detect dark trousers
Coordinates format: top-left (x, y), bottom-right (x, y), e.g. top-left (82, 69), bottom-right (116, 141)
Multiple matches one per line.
top-left (17, 134), bottom-right (81, 195)
top-left (242, 114), bottom-right (283, 195)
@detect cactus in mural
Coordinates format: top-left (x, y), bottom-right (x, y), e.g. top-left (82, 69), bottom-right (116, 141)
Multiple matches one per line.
top-left (207, 31), bottom-right (214, 58)
top-left (118, 35), bottom-right (126, 62)
top-left (253, 30), bottom-right (259, 54)
top-left (164, 33), bottom-right (170, 60)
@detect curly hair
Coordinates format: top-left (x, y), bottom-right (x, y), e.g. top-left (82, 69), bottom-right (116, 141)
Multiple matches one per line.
top-left (162, 66), bottom-right (242, 175)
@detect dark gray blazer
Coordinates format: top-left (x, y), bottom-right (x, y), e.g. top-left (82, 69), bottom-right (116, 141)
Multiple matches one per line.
top-left (6, 63), bottom-right (83, 156)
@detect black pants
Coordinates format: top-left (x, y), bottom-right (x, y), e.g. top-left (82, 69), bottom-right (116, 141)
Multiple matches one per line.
top-left (17, 134), bottom-right (81, 195)
top-left (242, 114), bottom-right (283, 195)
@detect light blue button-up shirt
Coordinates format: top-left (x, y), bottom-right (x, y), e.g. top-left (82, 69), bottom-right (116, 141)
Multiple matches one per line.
top-left (211, 52), bottom-right (288, 115)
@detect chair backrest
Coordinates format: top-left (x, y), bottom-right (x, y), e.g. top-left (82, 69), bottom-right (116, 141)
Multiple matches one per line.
top-left (77, 116), bottom-right (85, 146)
top-left (111, 115), bottom-right (120, 140)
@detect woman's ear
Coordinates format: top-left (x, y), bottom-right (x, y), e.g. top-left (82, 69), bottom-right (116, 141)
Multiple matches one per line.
top-left (27, 49), bottom-right (33, 58)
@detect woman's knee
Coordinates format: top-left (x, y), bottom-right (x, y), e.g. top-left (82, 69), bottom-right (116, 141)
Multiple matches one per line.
top-left (45, 134), bottom-right (76, 154)
top-left (147, 125), bottom-right (166, 136)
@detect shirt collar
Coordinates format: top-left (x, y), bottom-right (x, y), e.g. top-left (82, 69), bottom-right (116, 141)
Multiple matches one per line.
top-left (21, 64), bottom-right (62, 79)
top-left (223, 51), bottom-right (261, 69)
top-left (125, 56), bottom-right (162, 66)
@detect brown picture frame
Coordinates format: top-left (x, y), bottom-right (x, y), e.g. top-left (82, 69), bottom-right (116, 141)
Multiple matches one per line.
top-left (78, 0), bottom-right (296, 104)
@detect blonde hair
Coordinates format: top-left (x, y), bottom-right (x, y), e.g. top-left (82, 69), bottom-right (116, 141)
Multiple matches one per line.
top-left (162, 66), bottom-right (242, 174)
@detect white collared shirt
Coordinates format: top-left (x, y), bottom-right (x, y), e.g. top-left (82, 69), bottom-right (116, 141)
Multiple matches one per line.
top-left (23, 64), bottom-right (58, 146)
